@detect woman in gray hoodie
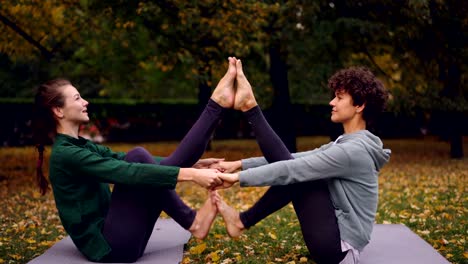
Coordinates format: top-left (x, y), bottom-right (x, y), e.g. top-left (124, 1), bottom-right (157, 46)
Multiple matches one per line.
top-left (213, 61), bottom-right (391, 264)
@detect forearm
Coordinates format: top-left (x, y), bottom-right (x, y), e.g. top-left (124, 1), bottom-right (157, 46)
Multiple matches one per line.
top-left (239, 147), bottom-right (349, 186)
top-left (241, 157), bottom-right (267, 169)
top-left (177, 168), bottom-right (196, 182)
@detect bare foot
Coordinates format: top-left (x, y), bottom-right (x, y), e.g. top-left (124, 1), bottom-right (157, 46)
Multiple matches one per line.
top-left (234, 59), bottom-right (257, 112)
top-left (211, 191), bottom-right (245, 237)
top-left (210, 57), bottom-right (237, 108)
top-left (189, 196), bottom-right (218, 239)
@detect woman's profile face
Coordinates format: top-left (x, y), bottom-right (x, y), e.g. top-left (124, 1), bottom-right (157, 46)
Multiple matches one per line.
top-left (329, 90), bottom-right (361, 124)
top-left (57, 85), bottom-right (90, 124)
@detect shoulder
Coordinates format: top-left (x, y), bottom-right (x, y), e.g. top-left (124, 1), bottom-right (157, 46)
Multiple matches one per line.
top-left (50, 141), bottom-right (88, 164)
top-left (336, 137), bottom-right (372, 164)
top-left (341, 131), bottom-right (381, 148)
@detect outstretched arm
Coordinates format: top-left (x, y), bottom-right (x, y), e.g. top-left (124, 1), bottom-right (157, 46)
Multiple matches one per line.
top-left (239, 144), bottom-right (351, 187)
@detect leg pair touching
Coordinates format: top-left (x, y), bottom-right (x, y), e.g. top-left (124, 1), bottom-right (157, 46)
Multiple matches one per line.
top-left (211, 56), bottom-right (259, 112)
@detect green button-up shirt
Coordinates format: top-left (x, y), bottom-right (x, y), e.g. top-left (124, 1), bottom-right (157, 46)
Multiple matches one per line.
top-left (49, 134), bottom-right (179, 261)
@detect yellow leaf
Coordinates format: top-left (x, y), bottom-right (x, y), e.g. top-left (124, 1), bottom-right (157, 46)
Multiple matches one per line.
top-left (210, 251), bottom-right (220, 262)
top-left (0, 258), bottom-right (4, 263)
top-left (398, 210), bottom-right (410, 219)
top-left (463, 252), bottom-right (468, 258)
top-left (440, 238), bottom-right (449, 245)
top-left (189, 243), bottom-right (206, 255)
top-left (268, 232), bottom-right (277, 240)
top-left (419, 230), bottom-right (430, 235)
top-left (300, 257), bottom-right (308, 262)
top-left (26, 238), bottom-right (36, 244)
top-left (9, 254), bottom-right (22, 260)
top-left (39, 241), bottom-right (55, 247)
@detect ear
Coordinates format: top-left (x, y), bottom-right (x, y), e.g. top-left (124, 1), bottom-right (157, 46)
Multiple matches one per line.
top-left (52, 106), bottom-right (64, 119)
top-left (356, 103), bottom-right (366, 113)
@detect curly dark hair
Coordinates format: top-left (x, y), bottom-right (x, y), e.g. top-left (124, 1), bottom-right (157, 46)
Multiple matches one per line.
top-left (328, 66), bottom-right (388, 123)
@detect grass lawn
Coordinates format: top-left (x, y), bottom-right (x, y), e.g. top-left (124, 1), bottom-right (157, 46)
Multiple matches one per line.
top-left (0, 136), bottom-right (466, 264)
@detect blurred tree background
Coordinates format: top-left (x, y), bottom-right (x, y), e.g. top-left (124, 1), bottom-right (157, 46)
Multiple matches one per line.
top-left (0, 0), bottom-right (466, 157)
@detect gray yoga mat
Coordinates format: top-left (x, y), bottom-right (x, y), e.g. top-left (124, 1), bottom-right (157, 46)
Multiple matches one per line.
top-left (360, 224), bottom-right (450, 264)
top-left (28, 222), bottom-right (450, 264)
top-left (28, 218), bottom-right (191, 264)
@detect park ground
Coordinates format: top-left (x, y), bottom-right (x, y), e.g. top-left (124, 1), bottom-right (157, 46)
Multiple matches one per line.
top-left (0, 136), bottom-right (466, 263)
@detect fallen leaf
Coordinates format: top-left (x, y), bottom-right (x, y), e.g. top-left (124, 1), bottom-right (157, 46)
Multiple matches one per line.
top-left (189, 243), bottom-right (206, 255)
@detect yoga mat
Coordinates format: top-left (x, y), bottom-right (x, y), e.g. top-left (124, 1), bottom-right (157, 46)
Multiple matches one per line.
top-left (28, 218), bottom-right (191, 264)
top-left (27, 222), bottom-right (451, 264)
top-left (360, 224), bottom-right (450, 264)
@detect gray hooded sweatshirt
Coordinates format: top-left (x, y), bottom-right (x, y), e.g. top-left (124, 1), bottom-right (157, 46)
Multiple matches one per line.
top-left (239, 130), bottom-right (391, 251)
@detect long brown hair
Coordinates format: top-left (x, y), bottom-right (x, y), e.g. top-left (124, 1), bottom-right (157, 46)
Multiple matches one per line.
top-left (32, 79), bottom-right (70, 195)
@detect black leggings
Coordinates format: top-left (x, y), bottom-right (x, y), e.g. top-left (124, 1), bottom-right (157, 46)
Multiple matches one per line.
top-left (100, 99), bottom-right (224, 263)
top-left (239, 106), bottom-right (347, 264)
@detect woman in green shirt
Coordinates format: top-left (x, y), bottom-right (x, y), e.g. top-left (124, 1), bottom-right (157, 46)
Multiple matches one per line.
top-left (32, 57), bottom-right (238, 262)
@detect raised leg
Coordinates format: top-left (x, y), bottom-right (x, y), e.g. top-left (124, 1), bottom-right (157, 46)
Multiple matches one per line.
top-left (234, 59), bottom-right (292, 162)
top-left (160, 57), bottom-right (237, 167)
top-left (226, 60), bottom-right (345, 263)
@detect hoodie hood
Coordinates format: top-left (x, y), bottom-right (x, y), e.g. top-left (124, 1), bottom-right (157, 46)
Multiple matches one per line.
top-left (338, 130), bottom-right (391, 171)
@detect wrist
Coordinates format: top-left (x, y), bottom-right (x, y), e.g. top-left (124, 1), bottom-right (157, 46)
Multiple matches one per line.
top-left (178, 168), bottom-right (194, 182)
top-left (236, 160), bottom-right (242, 170)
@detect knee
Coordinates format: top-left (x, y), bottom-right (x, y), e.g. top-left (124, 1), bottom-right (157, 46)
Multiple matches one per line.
top-left (125, 147), bottom-right (154, 163)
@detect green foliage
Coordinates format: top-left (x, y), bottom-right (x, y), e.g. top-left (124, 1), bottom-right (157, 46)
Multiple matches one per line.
top-left (0, 0), bottom-right (466, 114)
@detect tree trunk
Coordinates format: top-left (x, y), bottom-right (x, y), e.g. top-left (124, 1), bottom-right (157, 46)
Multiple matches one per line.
top-left (269, 44), bottom-right (297, 152)
top-left (430, 1), bottom-right (464, 159)
top-left (445, 62), bottom-right (464, 159)
top-left (449, 117), bottom-right (463, 159)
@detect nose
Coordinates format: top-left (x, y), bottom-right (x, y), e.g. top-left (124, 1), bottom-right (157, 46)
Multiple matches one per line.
top-left (329, 97), bottom-right (336, 106)
top-left (83, 99), bottom-right (89, 106)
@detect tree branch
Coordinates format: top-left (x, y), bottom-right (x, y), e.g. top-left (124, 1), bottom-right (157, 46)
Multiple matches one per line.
top-left (362, 46), bottom-right (399, 82)
top-left (0, 12), bottom-right (53, 60)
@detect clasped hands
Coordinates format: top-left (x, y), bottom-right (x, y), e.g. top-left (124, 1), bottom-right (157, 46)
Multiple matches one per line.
top-left (191, 158), bottom-right (240, 189)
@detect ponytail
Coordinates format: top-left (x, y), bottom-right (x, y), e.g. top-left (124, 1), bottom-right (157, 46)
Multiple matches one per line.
top-left (36, 144), bottom-right (49, 195)
top-left (32, 78), bottom-right (69, 195)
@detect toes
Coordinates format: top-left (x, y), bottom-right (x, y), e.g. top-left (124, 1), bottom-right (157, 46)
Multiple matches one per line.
top-left (226, 57), bottom-right (237, 77)
top-left (236, 59), bottom-right (244, 76)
